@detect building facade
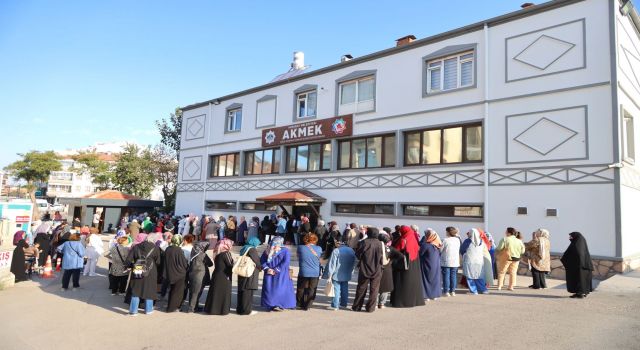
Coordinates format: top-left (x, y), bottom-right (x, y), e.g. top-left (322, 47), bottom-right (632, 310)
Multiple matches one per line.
top-left (176, 0), bottom-right (640, 277)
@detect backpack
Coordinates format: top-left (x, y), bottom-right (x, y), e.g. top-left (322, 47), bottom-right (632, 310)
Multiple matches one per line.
top-left (132, 246), bottom-right (155, 280)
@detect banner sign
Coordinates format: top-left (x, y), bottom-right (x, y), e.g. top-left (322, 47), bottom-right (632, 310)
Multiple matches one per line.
top-left (262, 115), bottom-right (353, 148)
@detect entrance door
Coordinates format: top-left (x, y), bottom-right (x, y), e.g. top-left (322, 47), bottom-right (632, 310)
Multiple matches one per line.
top-left (292, 204), bottom-right (320, 230)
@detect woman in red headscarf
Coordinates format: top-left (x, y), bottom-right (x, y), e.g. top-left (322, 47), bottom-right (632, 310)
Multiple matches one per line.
top-left (390, 225), bottom-right (426, 308)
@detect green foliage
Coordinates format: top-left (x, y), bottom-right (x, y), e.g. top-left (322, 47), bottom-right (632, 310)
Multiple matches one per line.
top-left (71, 151), bottom-right (114, 190)
top-left (151, 144), bottom-right (178, 211)
top-left (112, 144), bottom-right (155, 198)
top-left (155, 107), bottom-right (182, 160)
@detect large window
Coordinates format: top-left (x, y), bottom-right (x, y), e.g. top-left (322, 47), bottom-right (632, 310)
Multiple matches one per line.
top-left (205, 201), bottom-right (237, 211)
top-left (240, 202), bottom-right (279, 211)
top-left (296, 91), bottom-right (317, 119)
top-left (426, 51), bottom-right (474, 94)
top-left (338, 74), bottom-right (375, 115)
top-left (286, 142), bottom-right (332, 173)
top-left (226, 108), bottom-right (242, 132)
top-left (339, 134), bottom-right (396, 169)
top-left (623, 110), bottom-right (635, 163)
top-left (210, 153), bottom-right (240, 177)
top-left (334, 203), bottom-right (395, 215)
top-left (402, 204), bottom-right (483, 218)
top-left (245, 148), bottom-right (281, 175)
top-left (404, 123), bottom-right (482, 165)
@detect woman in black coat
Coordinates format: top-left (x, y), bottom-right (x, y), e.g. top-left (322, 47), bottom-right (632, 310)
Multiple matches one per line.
top-left (236, 237), bottom-right (261, 315)
top-left (204, 238), bottom-right (234, 315)
top-left (33, 232), bottom-right (50, 267)
top-left (126, 238), bottom-right (161, 315)
top-left (561, 232), bottom-right (593, 298)
top-left (164, 235), bottom-right (188, 312)
top-left (11, 240), bottom-right (28, 283)
top-left (378, 233), bottom-right (396, 308)
top-left (186, 241), bottom-right (213, 313)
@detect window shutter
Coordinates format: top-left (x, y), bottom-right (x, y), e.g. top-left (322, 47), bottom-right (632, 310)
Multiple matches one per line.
top-left (461, 60), bottom-right (473, 86)
top-left (443, 58), bottom-right (457, 90)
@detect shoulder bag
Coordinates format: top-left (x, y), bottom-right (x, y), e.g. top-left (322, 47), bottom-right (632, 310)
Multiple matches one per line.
top-left (232, 248), bottom-right (256, 277)
top-left (305, 245), bottom-right (324, 277)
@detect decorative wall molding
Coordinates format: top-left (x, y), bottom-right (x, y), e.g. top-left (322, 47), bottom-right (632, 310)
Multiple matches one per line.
top-left (180, 156), bottom-right (203, 182)
top-left (184, 114), bottom-right (206, 141)
top-left (489, 164), bottom-right (613, 186)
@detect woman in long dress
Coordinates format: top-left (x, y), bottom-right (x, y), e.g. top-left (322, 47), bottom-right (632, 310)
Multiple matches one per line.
top-left (260, 236), bottom-right (296, 311)
top-left (460, 229), bottom-right (489, 295)
top-left (419, 229), bottom-right (442, 301)
top-left (204, 238), bottom-right (234, 315)
top-left (186, 241), bottom-right (213, 313)
top-left (237, 237), bottom-right (261, 315)
top-left (391, 226), bottom-right (426, 308)
top-left (164, 234), bottom-right (188, 312)
top-left (561, 232), bottom-right (593, 298)
top-left (525, 229), bottom-right (551, 289)
top-left (10, 239), bottom-right (28, 283)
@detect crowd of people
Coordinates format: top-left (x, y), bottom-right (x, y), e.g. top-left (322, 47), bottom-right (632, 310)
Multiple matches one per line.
top-left (10, 210), bottom-right (596, 317)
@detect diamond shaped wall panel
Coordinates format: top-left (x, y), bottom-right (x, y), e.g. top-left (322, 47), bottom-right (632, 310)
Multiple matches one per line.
top-left (506, 106), bottom-right (588, 164)
top-left (505, 19), bottom-right (585, 82)
top-left (181, 155), bottom-right (203, 181)
top-left (184, 114), bottom-right (206, 140)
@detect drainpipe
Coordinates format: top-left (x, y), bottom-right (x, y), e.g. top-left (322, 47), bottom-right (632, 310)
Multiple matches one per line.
top-left (483, 23), bottom-right (490, 232)
top-left (202, 102), bottom-right (212, 214)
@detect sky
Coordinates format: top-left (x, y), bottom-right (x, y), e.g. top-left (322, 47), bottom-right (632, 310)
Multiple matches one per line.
top-left (0, 0), bottom-right (520, 168)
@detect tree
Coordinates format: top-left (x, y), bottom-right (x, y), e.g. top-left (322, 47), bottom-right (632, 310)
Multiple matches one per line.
top-left (4, 151), bottom-right (61, 218)
top-left (112, 144), bottom-right (155, 198)
top-left (71, 151), bottom-right (114, 191)
top-left (151, 144), bottom-right (178, 211)
top-left (155, 107), bottom-right (182, 160)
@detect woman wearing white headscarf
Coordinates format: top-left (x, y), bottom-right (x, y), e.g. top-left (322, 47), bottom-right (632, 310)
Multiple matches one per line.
top-left (525, 229), bottom-right (551, 289)
top-left (459, 229), bottom-right (489, 295)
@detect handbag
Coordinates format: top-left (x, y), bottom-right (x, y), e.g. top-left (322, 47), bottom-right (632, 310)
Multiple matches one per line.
top-left (324, 279), bottom-right (335, 297)
top-left (232, 247), bottom-right (256, 277)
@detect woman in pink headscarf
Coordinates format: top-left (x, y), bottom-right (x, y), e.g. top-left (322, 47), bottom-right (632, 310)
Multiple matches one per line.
top-left (203, 238), bottom-right (234, 315)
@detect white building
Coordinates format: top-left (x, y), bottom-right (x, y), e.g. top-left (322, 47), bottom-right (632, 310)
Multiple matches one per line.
top-left (176, 0), bottom-right (640, 277)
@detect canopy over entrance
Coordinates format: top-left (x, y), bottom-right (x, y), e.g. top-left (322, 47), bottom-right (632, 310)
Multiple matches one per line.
top-left (256, 190), bottom-right (326, 205)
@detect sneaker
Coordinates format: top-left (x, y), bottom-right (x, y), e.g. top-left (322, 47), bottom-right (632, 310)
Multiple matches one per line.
top-left (379, 305), bottom-right (385, 309)
top-left (326, 306), bottom-right (338, 311)
top-left (442, 292), bottom-right (449, 297)
top-left (470, 292), bottom-right (478, 295)
top-left (433, 298), bottom-right (439, 301)
top-left (146, 311), bottom-right (154, 315)
top-left (249, 311), bottom-right (258, 316)
top-left (128, 313), bottom-right (138, 317)
top-left (450, 292), bottom-right (456, 297)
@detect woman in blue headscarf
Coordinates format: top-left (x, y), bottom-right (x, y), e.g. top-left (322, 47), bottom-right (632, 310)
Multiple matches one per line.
top-left (260, 236), bottom-right (296, 311)
top-left (237, 237), bottom-right (262, 315)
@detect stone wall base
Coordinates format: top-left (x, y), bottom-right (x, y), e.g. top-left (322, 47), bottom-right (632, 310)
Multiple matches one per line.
top-left (517, 254), bottom-right (640, 280)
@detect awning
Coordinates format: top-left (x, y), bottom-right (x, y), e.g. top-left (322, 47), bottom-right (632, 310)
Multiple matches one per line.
top-left (256, 190), bottom-right (326, 205)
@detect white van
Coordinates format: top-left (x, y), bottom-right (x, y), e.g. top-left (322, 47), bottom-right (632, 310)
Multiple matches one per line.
top-left (35, 199), bottom-right (50, 212)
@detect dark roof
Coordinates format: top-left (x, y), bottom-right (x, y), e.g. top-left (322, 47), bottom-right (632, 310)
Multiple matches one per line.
top-left (181, 0), bottom-right (583, 112)
top-left (256, 190), bottom-right (326, 203)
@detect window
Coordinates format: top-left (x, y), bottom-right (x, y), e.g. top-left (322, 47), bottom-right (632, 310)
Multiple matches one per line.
top-left (338, 134), bottom-right (396, 169)
top-left (402, 204), bottom-right (483, 218)
top-left (51, 171), bottom-right (73, 181)
top-left (517, 207), bottom-right (528, 215)
top-left (334, 203), bottom-right (395, 215)
top-left (404, 123), bottom-right (482, 166)
top-left (205, 201), bottom-right (237, 211)
top-left (286, 142), bottom-right (332, 173)
top-left (226, 108), bottom-right (242, 132)
top-left (244, 148), bottom-right (281, 175)
top-left (337, 70), bottom-right (376, 115)
top-left (296, 91), bottom-right (317, 119)
top-left (426, 51), bottom-right (474, 94)
top-left (240, 202), bottom-right (279, 211)
top-left (209, 153), bottom-right (240, 177)
top-left (623, 110), bottom-right (635, 163)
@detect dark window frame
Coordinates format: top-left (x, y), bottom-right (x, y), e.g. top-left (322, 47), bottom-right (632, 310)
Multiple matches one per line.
top-left (209, 152), bottom-right (240, 177)
top-left (401, 204), bottom-right (484, 218)
top-left (285, 141), bottom-right (332, 173)
top-left (338, 133), bottom-right (396, 170)
top-left (333, 202), bottom-right (395, 216)
top-left (244, 147), bottom-right (281, 175)
top-left (239, 202), bottom-right (279, 211)
top-left (205, 200), bottom-right (237, 211)
top-left (403, 122), bottom-right (483, 166)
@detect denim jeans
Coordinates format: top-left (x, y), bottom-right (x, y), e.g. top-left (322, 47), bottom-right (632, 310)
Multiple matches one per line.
top-left (467, 278), bottom-right (488, 294)
top-left (331, 280), bottom-right (349, 309)
top-left (441, 267), bottom-right (457, 293)
top-left (294, 233), bottom-right (300, 246)
top-left (378, 292), bottom-right (389, 305)
top-left (129, 296), bottom-right (154, 314)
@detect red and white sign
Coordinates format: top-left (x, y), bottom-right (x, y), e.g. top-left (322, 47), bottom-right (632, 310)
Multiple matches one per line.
top-left (15, 216), bottom-right (30, 223)
top-left (0, 251), bottom-right (13, 269)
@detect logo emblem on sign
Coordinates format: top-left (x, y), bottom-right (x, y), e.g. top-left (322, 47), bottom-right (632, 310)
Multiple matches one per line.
top-left (331, 118), bottom-right (347, 135)
top-left (264, 130), bottom-right (276, 145)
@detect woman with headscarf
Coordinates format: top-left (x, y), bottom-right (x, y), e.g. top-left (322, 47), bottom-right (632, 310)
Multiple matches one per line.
top-left (525, 229), bottom-right (551, 289)
top-left (460, 229), bottom-right (489, 295)
top-left (377, 231), bottom-right (395, 308)
top-left (164, 234), bottom-right (188, 312)
top-left (419, 229), bottom-right (442, 301)
top-left (204, 238), bottom-right (234, 315)
top-left (237, 237), bottom-right (261, 315)
top-left (247, 217), bottom-right (260, 242)
top-left (83, 227), bottom-right (104, 277)
top-left (485, 232), bottom-right (497, 279)
top-left (126, 234), bottom-right (161, 316)
top-left (218, 216), bottom-right (227, 240)
top-left (391, 225), bottom-right (426, 308)
top-left (477, 229), bottom-right (494, 286)
top-left (10, 239), bottom-right (29, 283)
top-left (33, 228), bottom-right (51, 268)
top-left (561, 232), bottom-right (593, 298)
top-left (260, 236), bottom-right (296, 311)
top-left (56, 233), bottom-right (86, 290)
top-left (186, 241), bottom-right (213, 313)
top-left (106, 236), bottom-right (130, 295)
top-left (13, 230), bottom-right (26, 246)
top-left (226, 216), bottom-right (237, 244)
top-left (236, 216), bottom-right (247, 246)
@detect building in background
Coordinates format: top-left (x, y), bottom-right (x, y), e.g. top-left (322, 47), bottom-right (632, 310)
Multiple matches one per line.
top-left (176, 0), bottom-right (640, 278)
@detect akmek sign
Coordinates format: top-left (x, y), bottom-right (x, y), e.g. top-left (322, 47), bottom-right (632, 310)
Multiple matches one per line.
top-left (262, 115), bottom-right (353, 148)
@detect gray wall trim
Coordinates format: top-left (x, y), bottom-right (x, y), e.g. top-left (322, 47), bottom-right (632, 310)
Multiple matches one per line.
top-left (505, 18), bottom-right (587, 83)
top-left (355, 81), bottom-right (610, 125)
top-left (181, 0), bottom-right (585, 112)
top-left (489, 164), bottom-right (614, 186)
top-left (293, 84), bottom-right (318, 94)
top-left (611, 0), bottom-right (623, 258)
top-left (184, 114), bottom-right (206, 141)
top-left (335, 70), bottom-right (377, 83)
top-left (505, 105), bottom-right (589, 164)
top-left (292, 86), bottom-right (318, 122)
top-left (226, 102), bottom-right (243, 110)
top-left (422, 44), bottom-right (478, 98)
top-left (180, 137), bottom-right (262, 152)
top-left (255, 95), bottom-right (277, 129)
top-left (180, 155), bottom-right (203, 182)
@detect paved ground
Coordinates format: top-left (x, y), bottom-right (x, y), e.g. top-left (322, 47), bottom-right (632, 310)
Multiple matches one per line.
top-left (1, 239), bottom-right (639, 350)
